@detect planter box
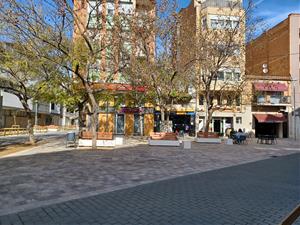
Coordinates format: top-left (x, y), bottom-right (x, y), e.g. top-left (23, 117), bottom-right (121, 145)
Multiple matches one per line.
top-left (195, 137), bottom-right (222, 144)
top-left (78, 136), bottom-right (124, 147)
top-left (148, 139), bottom-right (180, 146)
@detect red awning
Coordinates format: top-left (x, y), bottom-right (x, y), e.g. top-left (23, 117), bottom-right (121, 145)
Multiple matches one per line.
top-left (254, 82), bottom-right (288, 92)
top-left (254, 114), bottom-right (287, 123)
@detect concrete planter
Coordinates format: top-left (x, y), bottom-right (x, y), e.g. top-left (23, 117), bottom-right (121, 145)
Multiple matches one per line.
top-left (195, 137), bottom-right (222, 144)
top-left (148, 139), bottom-right (180, 146)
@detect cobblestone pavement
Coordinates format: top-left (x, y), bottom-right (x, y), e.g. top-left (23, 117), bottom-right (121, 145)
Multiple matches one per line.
top-left (0, 153), bottom-right (299, 225)
top-left (0, 137), bottom-right (299, 216)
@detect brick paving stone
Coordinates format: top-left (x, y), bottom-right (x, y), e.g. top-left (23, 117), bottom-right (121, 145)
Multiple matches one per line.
top-left (0, 153), bottom-right (299, 225)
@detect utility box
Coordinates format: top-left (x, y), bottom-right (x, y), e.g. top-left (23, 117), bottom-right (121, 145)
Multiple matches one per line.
top-left (183, 140), bottom-right (191, 149)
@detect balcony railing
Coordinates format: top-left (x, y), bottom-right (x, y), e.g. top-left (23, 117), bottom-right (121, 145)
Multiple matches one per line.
top-left (201, 0), bottom-right (242, 9)
top-left (255, 96), bottom-right (291, 105)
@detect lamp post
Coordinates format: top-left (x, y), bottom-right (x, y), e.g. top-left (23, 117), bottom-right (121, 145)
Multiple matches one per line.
top-left (34, 100), bottom-right (38, 126)
top-left (291, 79), bottom-right (297, 140)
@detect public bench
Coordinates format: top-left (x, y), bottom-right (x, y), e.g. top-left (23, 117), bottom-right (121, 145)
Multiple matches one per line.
top-left (78, 131), bottom-right (123, 147)
top-left (148, 132), bottom-right (180, 146)
top-left (0, 126), bottom-right (27, 136)
top-left (195, 131), bottom-right (222, 144)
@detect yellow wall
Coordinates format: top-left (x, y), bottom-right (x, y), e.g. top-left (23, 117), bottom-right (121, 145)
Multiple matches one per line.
top-left (99, 113), bottom-right (114, 132)
top-left (125, 114), bottom-right (134, 135)
top-left (98, 112), bottom-right (154, 136)
top-left (144, 114), bottom-right (154, 136)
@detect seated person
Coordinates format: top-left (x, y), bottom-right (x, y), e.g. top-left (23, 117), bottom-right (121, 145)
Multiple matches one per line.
top-left (234, 129), bottom-right (245, 144)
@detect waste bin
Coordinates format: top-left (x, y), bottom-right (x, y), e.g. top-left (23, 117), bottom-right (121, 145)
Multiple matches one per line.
top-left (66, 132), bottom-right (76, 147)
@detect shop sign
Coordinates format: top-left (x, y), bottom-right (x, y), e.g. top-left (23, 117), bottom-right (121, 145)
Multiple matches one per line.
top-left (119, 107), bottom-right (154, 114)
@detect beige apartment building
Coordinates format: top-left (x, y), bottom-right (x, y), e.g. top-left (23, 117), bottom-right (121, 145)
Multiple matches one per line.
top-left (73, 0), bottom-right (155, 136)
top-left (246, 14), bottom-right (300, 138)
top-left (178, 0), bottom-right (252, 136)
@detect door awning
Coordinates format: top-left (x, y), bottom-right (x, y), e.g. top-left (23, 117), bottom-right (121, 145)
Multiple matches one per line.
top-left (254, 114), bottom-right (287, 123)
top-left (254, 82), bottom-right (288, 92)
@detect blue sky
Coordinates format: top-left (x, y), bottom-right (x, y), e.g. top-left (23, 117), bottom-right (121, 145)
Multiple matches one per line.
top-left (178, 0), bottom-right (300, 29)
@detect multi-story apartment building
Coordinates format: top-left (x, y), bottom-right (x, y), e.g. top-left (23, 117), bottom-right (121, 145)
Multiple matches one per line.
top-left (246, 14), bottom-right (300, 138)
top-left (0, 90), bottom-right (75, 128)
top-left (73, 0), bottom-right (155, 136)
top-left (178, 0), bottom-right (252, 135)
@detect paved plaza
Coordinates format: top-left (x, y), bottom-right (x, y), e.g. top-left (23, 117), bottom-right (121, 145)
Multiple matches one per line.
top-left (0, 152), bottom-right (299, 225)
top-left (0, 136), bottom-right (299, 224)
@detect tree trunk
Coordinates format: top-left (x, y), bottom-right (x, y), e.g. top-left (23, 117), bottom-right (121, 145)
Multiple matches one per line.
top-left (204, 108), bottom-right (213, 133)
top-left (20, 99), bottom-right (35, 145)
top-left (78, 104), bottom-right (85, 134)
top-left (90, 111), bottom-right (98, 150)
top-left (105, 101), bottom-right (109, 132)
top-left (27, 115), bottom-right (35, 145)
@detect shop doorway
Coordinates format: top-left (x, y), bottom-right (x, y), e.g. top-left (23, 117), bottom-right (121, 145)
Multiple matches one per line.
top-left (115, 114), bottom-right (125, 134)
top-left (134, 114), bottom-right (144, 135)
top-left (170, 114), bottom-right (192, 134)
top-left (213, 119), bottom-right (221, 133)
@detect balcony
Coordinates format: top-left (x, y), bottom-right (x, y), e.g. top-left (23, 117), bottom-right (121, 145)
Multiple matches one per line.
top-left (255, 95), bottom-right (291, 105)
top-left (201, 0), bottom-right (242, 9)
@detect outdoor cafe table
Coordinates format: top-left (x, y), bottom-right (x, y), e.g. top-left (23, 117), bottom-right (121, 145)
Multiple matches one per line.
top-left (257, 135), bottom-right (277, 145)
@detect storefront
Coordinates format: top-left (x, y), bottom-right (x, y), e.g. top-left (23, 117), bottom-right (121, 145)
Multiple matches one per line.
top-left (253, 113), bottom-right (288, 138)
top-left (154, 111), bottom-right (195, 135)
top-left (98, 107), bottom-right (154, 136)
top-left (198, 117), bottom-right (233, 136)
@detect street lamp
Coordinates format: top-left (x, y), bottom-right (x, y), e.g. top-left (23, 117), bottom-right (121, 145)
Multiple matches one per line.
top-left (34, 100), bottom-right (38, 126)
top-left (291, 79), bottom-right (298, 140)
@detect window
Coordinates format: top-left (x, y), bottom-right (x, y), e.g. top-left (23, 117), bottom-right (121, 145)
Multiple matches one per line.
top-left (201, 17), bottom-right (207, 30)
top-left (199, 95), bottom-right (204, 105)
top-left (217, 71), bottom-right (224, 80)
top-left (209, 15), bottom-right (240, 30)
top-left (227, 96), bottom-right (233, 106)
top-left (225, 72), bottom-right (232, 81)
top-left (236, 96), bottom-right (241, 106)
top-left (88, 67), bottom-right (100, 82)
top-left (211, 19), bottom-right (218, 29)
top-left (51, 103), bottom-right (55, 110)
top-left (217, 95), bottom-right (222, 105)
top-left (234, 72), bottom-right (241, 81)
top-left (236, 117), bottom-right (242, 124)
